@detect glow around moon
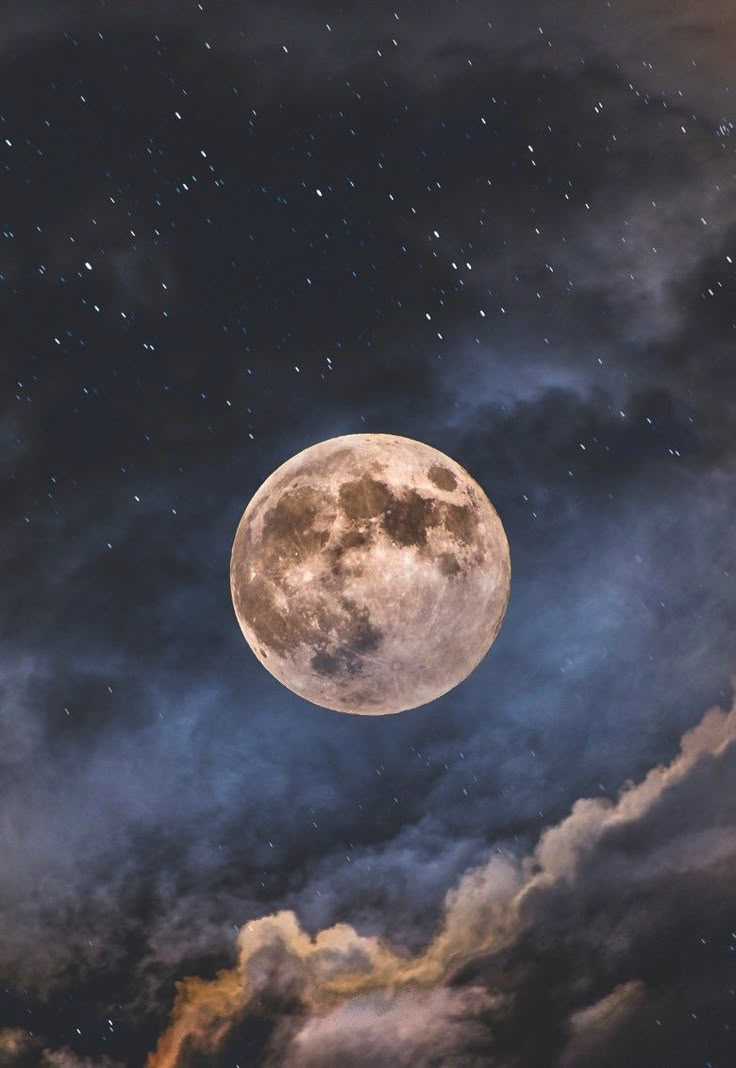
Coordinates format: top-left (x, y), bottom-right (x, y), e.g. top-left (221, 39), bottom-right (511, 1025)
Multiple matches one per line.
top-left (230, 434), bottom-right (510, 714)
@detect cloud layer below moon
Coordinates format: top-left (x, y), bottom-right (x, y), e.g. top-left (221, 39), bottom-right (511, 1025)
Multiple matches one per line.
top-left (147, 695), bottom-right (736, 1067)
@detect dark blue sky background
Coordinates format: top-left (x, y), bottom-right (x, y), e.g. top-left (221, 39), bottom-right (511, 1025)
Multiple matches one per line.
top-left (1, 2), bottom-right (735, 1065)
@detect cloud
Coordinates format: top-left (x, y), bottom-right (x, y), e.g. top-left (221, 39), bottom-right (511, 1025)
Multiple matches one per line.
top-left (2, 0), bottom-right (735, 120)
top-left (561, 980), bottom-right (645, 1066)
top-left (0, 1030), bottom-right (30, 1065)
top-left (0, 1030), bottom-right (121, 1068)
top-left (146, 692), bottom-right (736, 1067)
top-left (1, 4), bottom-right (734, 1064)
top-left (277, 985), bottom-right (501, 1068)
top-left (41, 1054), bottom-right (121, 1068)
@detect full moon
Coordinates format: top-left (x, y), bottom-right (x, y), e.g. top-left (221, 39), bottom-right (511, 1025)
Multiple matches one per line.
top-left (230, 434), bottom-right (510, 715)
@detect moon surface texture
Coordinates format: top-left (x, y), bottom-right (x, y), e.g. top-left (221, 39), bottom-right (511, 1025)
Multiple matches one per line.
top-left (230, 434), bottom-right (511, 715)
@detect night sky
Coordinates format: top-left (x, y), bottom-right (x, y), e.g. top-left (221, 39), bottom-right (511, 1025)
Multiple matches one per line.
top-left (2, 2), bottom-right (736, 1066)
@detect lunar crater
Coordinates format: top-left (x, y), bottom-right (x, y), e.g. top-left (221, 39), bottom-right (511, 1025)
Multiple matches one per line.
top-left (438, 552), bottom-right (462, 577)
top-left (427, 464), bottom-right (458, 491)
top-left (339, 476), bottom-right (393, 520)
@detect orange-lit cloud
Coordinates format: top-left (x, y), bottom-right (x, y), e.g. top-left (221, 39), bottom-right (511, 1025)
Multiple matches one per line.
top-left (148, 695), bottom-right (736, 1067)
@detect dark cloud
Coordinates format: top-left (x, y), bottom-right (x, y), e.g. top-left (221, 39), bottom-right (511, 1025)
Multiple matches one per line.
top-left (144, 698), bottom-right (736, 1067)
top-left (0, 1030), bottom-right (121, 1068)
top-left (0, 1), bottom-right (734, 1064)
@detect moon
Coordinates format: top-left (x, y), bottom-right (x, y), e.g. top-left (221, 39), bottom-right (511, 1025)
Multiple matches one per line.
top-left (230, 434), bottom-right (510, 715)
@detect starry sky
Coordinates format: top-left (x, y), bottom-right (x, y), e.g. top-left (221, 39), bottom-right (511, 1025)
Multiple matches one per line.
top-left (2, 1), bottom-right (736, 1065)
